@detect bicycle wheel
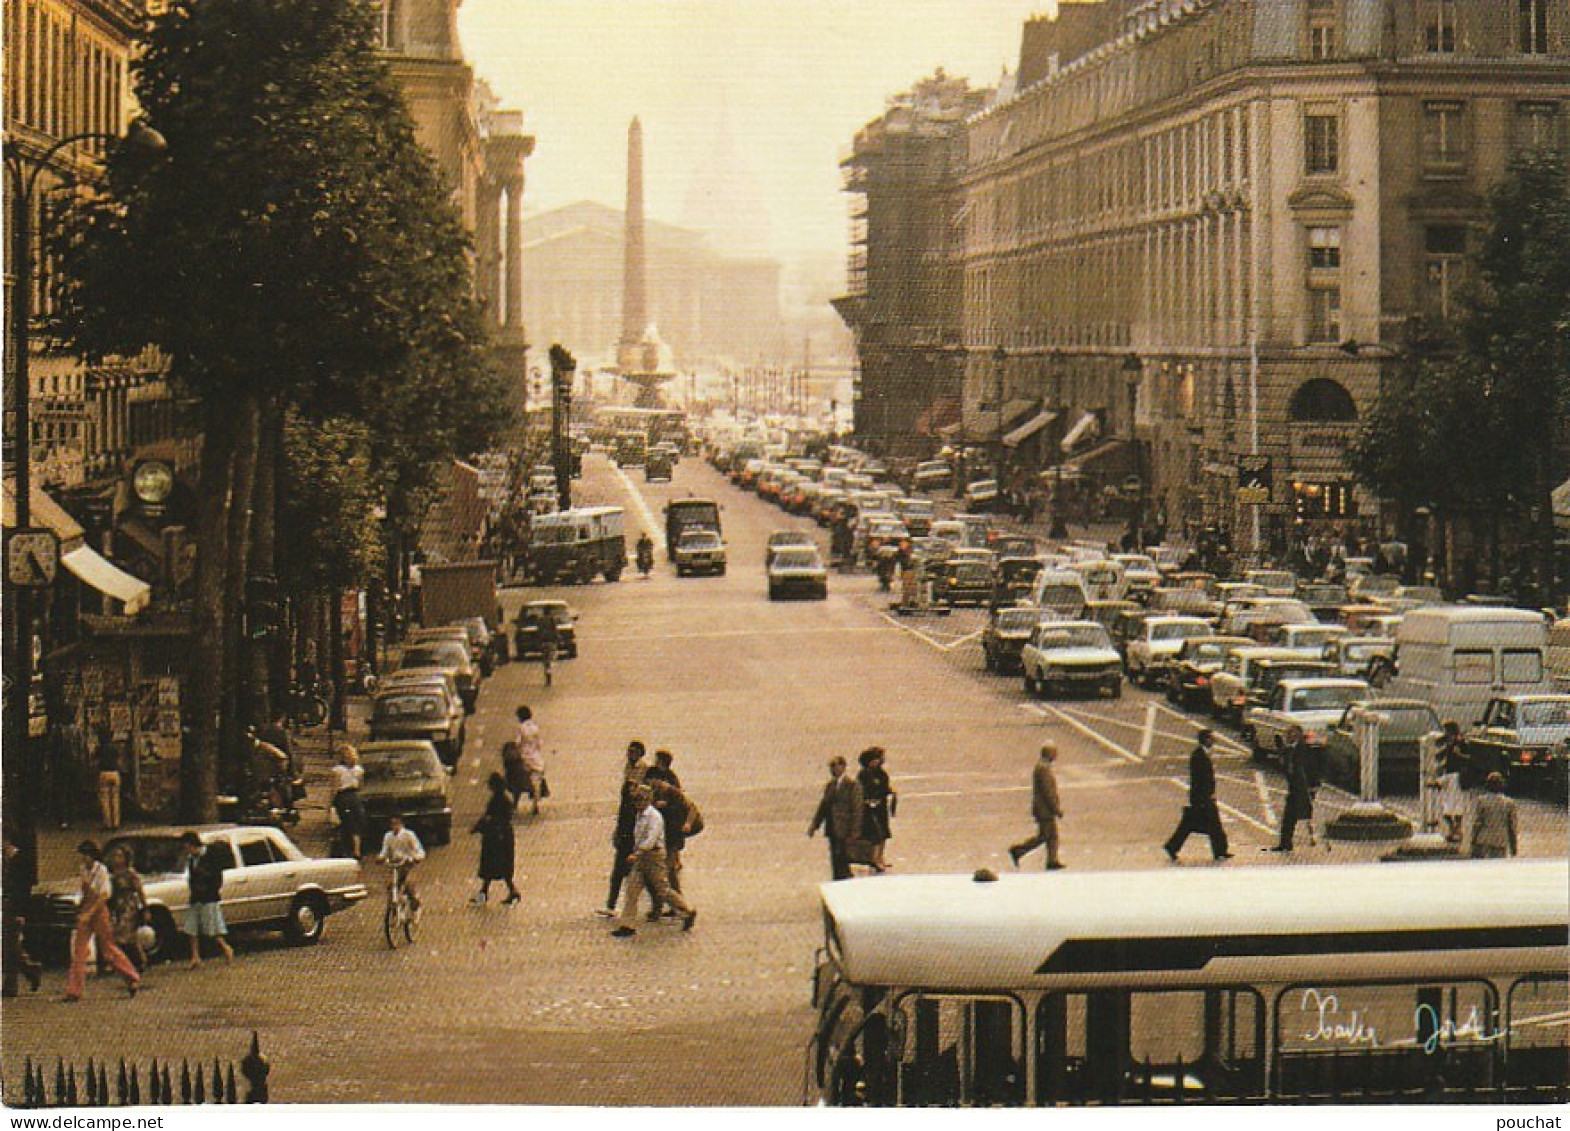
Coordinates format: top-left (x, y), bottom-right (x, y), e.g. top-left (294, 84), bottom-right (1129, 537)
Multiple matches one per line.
top-left (384, 898), bottom-right (404, 949)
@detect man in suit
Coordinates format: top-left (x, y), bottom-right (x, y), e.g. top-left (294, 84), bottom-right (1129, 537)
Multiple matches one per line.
top-left (1163, 729), bottom-right (1232, 862)
top-left (1008, 742), bottom-right (1066, 870)
top-left (808, 755), bottom-right (863, 880)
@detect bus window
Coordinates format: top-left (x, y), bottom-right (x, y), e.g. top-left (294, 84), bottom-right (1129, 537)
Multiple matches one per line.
top-left (892, 994), bottom-right (1024, 1107)
top-left (1506, 975), bottom-right (1570, 1092)
top-left (1037, 989), bottom-right (1264, 1104)
top-left (1275, 981), bottom-right (1500, 1100)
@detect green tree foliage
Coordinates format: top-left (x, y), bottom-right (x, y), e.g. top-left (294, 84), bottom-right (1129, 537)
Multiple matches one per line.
top-left (279, 413), bottom-right (384, 593)
top-left (52, 0), bottom-right (514, 816)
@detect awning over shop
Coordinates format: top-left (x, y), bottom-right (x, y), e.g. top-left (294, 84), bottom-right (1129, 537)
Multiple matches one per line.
top-left (2, 481), bottom-right (86, 552)
top-left (914, 396), bottom-right (962, 438)
top-left (1060, 439), bottom-right (1131, 475)
top-left (62, 545), bottom-right (151, 615)
top-left (1003, 409), bottom-right (1058, 448)
top-left (1060, 412), bottom-right (1101, 452)
top-left (936, 421), bottom-right (965, 440)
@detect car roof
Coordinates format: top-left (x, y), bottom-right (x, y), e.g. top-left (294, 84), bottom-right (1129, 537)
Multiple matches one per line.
top-left (1278, 678), bottom-right (1371, 692)
top-left (359, 740), bottom-right (441, 755)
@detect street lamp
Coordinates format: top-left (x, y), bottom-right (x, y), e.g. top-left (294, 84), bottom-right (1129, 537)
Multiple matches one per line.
top-left (1121, 353), bottom-right (1145, 546)
top-left (4, 119), bottom-right (165, 888)
top-left (992, 345), bottom-right (1007, 485)
top-left (1048, 350), bottom-right (1069, 539)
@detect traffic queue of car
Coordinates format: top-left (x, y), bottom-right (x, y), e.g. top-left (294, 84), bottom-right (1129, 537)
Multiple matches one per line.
top-left (704, 433), bottom-right (1569, 802)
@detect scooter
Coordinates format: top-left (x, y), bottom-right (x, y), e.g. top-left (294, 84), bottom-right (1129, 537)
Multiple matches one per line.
top-left (636, 541), bottom-right (654, 578)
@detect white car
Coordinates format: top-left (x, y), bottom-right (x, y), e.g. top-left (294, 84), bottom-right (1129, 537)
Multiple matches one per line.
top-left (673, 528), bottom-right (727, 577)
top-left (1246, 677), bottom-right (1372, 759)
top-left (767, 546), bottom-right (828, 600)
top-left (1113, 554), bottom-right (1162, 595)
top-left (1021, 620), bottom-right (1123, 700)
top-left (1124, 615), bottom-right (1214, 688)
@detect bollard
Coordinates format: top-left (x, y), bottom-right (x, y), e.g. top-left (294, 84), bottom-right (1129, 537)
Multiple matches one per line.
top-left (1327, 707), bottom-right (1413, 842)
top-left (1389, 731), bottom-right (1460, 858)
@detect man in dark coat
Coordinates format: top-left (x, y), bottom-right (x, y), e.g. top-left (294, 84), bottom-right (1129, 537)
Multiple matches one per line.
top-left (598, 741), bottom-right (648, 916)
top-left (808, 755), bottom-right (863, 880)
top-left (1268, 726), bottom-right (1316, 852)
top-left (1163, 730), bottom-right (1232, 862)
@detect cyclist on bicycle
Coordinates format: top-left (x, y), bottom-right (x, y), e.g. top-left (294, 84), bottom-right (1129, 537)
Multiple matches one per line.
top-left (537, 612), bottom-right (561, 684)
top-left (377, 815), bottom-right (426, 911)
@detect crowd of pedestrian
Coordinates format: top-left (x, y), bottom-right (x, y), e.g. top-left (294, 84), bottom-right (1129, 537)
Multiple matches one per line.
top-left (597, 741), bottom-right (702, 937)
top-left (808, 747), bottom-right (899, 879)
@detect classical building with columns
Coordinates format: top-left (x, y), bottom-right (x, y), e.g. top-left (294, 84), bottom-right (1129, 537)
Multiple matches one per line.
top-left (379, 0), bottom-right (534, 414)
top-left (849, 0), bottom-right (1570, 552)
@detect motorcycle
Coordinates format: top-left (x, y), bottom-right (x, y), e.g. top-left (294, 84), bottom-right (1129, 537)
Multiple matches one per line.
top-left (636, 539), bottom-right (655, 578)
top-left (875, 547), bottom-right (900, 592)
top-left (218, 731), bottom-right (303, 828)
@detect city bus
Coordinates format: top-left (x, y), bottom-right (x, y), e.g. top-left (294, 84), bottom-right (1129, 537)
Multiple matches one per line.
top-left (806, 859), bottom-right (1568, 1107)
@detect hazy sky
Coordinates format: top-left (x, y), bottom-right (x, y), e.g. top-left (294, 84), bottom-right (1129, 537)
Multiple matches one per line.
top-left (458, 1), bottom-right (1054, 267)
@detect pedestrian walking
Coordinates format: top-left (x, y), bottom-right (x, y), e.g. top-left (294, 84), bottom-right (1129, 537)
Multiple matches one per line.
top-left (501, 741), bottom-right (529, 810)
top-left (180, 831), bottom-right (234, 968)
top-left (1469, 773), bottom-right (1519, 859)
top-left (648, 779), bottom-right (695, 916)
top-left (856, 747), bottom-right (896, 873)
top-left (329, 744), bottom-right (366, 857)
top-left (514, 706), bottom-right (547, 814)
top-left (1163, 730), bottom-right (1232, 862)
top-left (106, 845), bottom-right (150, 972)
top-left (610, 786), bottom-right (697, 937)
top-left (645, 749), bottom-right (681, 789)
top-left (1008, 742), bottom-right (1065, 870)
top-left (62, 840), bottom-right (140, 1002)
top-left (470, 774), bottom-right (521, 905)
top-left (597, 741), bottom-right (650, 917)
top-left (1267, 727), bottom-right (1315, 852)
top-left (808, 755), bottom-right (864, 881)
top-left (1435, 721), bottom-right (1470, 844)
top-left (93, 726), bottom-right (124, 832)
top-left (2, 834), bottom-right (42, 997)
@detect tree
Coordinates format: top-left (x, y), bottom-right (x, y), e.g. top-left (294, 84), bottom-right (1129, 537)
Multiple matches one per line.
top-left (54, 0), bottom-right (507, 818)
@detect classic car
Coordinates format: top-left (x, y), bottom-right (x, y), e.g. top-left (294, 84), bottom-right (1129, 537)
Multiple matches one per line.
top-left (1208, 647), bottom-right (1328, 723)
top-left (1466, 694), bottom-right (1570, 791)
top-left (1021, 621), bottom-right (1123, 700)
top-left (767, 547), bottom-right (828, 600)
top-left (512, 599), bottom-right (578, 658)
top-left (1165, 635), bottom-right (1254, 711)
top-left (765, 529), bottom-right (818, 566)
top-left (1123, 615), bottom-right (1213, 688)
top-left (673, 528), bottom-right (728, 576)
top-left (1322, 635), bottom-right (1396, 679)
top-left (932, 558), bottom-right (993, 607)
top-left (357, 740), bottom-right (454, 847)
top-left (28, 825), bottom-right (365, 961)
top-left (1246, 678), bottom-right (1372, 761)
top-left (369, 682), bottom-right (466, 768)
top-left (982, 606), bottom-right (1049, 674)
top-left (396, 638), bottom-right (479, 713)
top-left (1323, 698), bottom-right (1443, 793)
top-left (991, 557), bottom-right (1044, 610)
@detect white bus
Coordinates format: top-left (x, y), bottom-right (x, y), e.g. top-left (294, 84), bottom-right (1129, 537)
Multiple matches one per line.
top-left (807, 860), bottom-right (1568, 1106)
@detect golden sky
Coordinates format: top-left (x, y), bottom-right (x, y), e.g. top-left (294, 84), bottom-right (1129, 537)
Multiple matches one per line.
top-left (458, 0), bottom-right (1054, 266)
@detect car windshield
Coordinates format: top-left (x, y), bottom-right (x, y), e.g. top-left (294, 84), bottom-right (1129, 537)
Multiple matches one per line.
top-left (1037, 626), bottom-right (1111, 650)
top-left (1301, 584), bottom-right (1349, 604)
top-left (400, 644), bottom-right (464, 669)
top-left (103, 835), bottom-right (191, 878)
top-left (1290, 686), bottom-right (1365, 712)
top-left (1360, 706), bottom-right (1440, 737)
top-left (522, 605), bottom-right (568, 625)
top-left (1187, 642), bottom-right (1230, 663)
top-left (997, 610), bottom-right (1040, 632)
top-left (952, 563), bottom-right (990, 581)
top-left (1152, 622), bottom-right (1208, 641)
top-left (1520, 701), bottom-right (1570, 728)
top-left (373, 694), bottom-right (444, 721)
top-left (771, 533), bottom-right (812, 547)
top-left (681, 532), bottom-right (721, 548)
top-left (773, 550), bottom-right (821, 569)
top-left (1252, 572), bottom-right (1296, 589)
top-left (362, 748), bottom-right (442, 782)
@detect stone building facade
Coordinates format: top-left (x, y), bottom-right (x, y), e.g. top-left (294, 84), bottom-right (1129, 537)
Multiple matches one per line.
top-left (835, 71), bottom-right (994, 456)
top-left (957, 0), bottom-right (1570, 551)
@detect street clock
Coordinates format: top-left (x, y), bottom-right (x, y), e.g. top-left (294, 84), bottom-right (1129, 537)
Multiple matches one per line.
top-left (6, 527), bottom-right (60, 588)
top-left (132, 459), bottom-right (175, 505)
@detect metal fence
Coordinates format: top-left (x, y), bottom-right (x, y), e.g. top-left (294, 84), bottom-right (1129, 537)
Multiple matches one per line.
top-left (9, 1031), bottom-right (269, 1107)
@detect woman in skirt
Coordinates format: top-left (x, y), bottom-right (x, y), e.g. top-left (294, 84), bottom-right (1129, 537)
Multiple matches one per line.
top-left (105, 845), bottom-right (149, 971)
top-left (470, 773), bottom-right (520, 906)
top-left (857, 747), bottom-right (896, 873)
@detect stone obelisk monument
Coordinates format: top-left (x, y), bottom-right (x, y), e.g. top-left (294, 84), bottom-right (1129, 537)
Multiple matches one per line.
top-left (615, 116), bottom-right (673, 407)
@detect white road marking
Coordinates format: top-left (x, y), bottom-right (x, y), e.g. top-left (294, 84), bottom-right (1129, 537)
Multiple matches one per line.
top-left (1163, 775), bottom-right (1275, 835)
top-left (608, 461), bottom-right (662, 540)
top-left (1138, 703), bottom-right (1157, 760)
top-left (1152, 701), bottom-right (1252, 755)
top-left (1059, 706), bottom-right (1222, 751)
top-left (1253, 768), bottom-right (1278, 826)
top-left (877, 612), bottom-right (957, 653)
top-left (596, 624), bottom-right (896, 644)
top-left (1021, 702), bottom-right (1142, 764)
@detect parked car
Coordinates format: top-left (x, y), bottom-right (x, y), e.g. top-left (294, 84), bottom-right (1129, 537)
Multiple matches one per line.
top-left (368, 682), bottom-right (466, 769)
top-left (933, 558), bottom-right (994, 607)
top-left (1466, 694), bottom-right (1570, 792)
top-left (673, 528), bottom-right (728, 577)
top-left (1166, 636), bottom-right (1254, 711)
top-left (1208, 646), bottom-right (1323, 724)
top-left (982, 606), bottom-right (1048, 674)
top-left (1021, 621), bottom-right (1123, 700)
top-left (767, 547), bottom-right (828, 600)
top-left (28, 825), bottom-right (365, 961)
top-left (1322, 635), bottom-right (1395, 679)
top-left (512, 599), bottom-right (578, 659)
top-left (1246, 678), bottom-right (1372, 761)
top-left (1323, 699), bottom-right (1442, 793)
top-left (1298, 582), bottom-right (1352, 621)
top-left (1124, 615), bottom-right (1213, 688)
top-left (357, 740), bottom-right (454, 847)
top-left (397, 639), bottom-right (478, 713)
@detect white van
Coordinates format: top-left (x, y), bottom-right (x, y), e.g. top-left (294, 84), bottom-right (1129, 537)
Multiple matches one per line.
top-left (1030, 568), bottom-right (1091, 620)
top-left (1387, 607), bottom-right (1552, 725)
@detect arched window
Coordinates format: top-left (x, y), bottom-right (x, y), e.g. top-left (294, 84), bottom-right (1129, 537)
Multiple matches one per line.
top-left (1288, 378), bottom-right (1357, 422)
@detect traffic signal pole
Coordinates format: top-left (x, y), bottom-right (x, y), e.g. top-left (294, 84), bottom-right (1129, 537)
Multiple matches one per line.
top-left (549, 344), bottom-right (575, 511)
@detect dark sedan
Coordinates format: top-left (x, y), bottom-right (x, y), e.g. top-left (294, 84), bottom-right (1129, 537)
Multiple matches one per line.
top-left (358, 741), bottom-right (454, 846)
top-left (513, 600), bottom-right (578, 659)
top-left (982, 606), bottom-right (1046, 674)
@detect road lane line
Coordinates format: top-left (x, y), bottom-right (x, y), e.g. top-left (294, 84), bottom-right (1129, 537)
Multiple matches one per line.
top-left (942, 630), bottom-right (984, 651)
top-left (1057, 706), bottom-right (1200, 749)
top-left (1152, 701), bottom-right (1252, 755)
top-left (1163, 775), bottom-right (1275, 835)
top-left (596, 624), bottom-right (896, 644)
top-left (1022, 702), bottom-right (1142, 764)
top-left (608, 461), bottom-right (662, 539)
top-left (1253, 768), bottom-right (1278, 827)
top-left (878, 611), bottom-right (954, 653)
top-left (1138, 703), bottom-right (1156, 760)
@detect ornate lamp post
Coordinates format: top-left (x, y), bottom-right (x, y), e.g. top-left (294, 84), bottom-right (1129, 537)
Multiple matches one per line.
top-left (992, 344), bottom-right (1007, 486)
top-left (4, 120), bottom-right (166, 887)
top-left (1121, 353), bottom-right (1145, 546)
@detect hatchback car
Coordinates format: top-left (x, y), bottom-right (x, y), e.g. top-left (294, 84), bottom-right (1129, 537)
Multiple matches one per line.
top-left (28, 826), bottom-right (365, 962)
top-left (357, 740), bottom-right (454, 847)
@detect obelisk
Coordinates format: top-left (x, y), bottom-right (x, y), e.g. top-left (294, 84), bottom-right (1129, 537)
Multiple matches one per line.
top-left (617, 116), bottom-right (647, 373)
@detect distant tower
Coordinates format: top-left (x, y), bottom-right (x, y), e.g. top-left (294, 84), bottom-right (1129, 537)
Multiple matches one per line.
top-left (616, 116), bottom-right (674, 407)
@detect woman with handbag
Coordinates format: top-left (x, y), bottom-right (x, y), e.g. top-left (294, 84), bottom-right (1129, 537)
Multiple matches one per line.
top-left (470, 773), bottom-right (520, 906)
top-left (857, 747), bottom-right (896, 874)
top-left (105, 845), bottom-right (150, 972)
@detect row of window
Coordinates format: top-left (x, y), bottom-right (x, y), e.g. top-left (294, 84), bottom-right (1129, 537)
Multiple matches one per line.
top-left (1423, 0), bottom-right (1551, 55)
top-left (1302, 222), bottom-right (1467, 342)
top-left (1303, 100), bottom-right (1562, 179)
top-left (4, 0), bottom-right (128, 148)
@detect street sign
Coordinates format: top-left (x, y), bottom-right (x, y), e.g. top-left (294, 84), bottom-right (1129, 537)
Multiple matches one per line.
top-left (1236, 455), bottom-right (1273, 506)
top-left (6, 528), bottom-right (60, 588)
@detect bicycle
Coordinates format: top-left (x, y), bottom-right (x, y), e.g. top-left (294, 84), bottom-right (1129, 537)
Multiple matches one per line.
top-left (283, 679), bottom-right (328, 729)
top-left (540, 640), bottom-right (556, 687)
top-left (383, 863), bottom-right (418, 949)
